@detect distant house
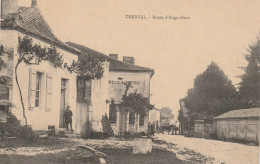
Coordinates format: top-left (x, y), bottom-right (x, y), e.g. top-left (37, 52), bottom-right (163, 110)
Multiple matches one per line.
top-left (67, 42), bottom-right (154, 136)
top-left (214, 108), bottom-right (260, 143)
top-left (160, 111), bottom-right (174, 127)
top-left (179, 99), bottom-right (189, 134)
top-left (149, 107), bottom-right (161, 132)
top-left (1, 0), bottom-right (80, 134)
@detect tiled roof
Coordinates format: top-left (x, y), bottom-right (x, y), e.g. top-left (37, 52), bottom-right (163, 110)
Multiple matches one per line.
top-left (1, 6), bottom-right (79, 54)
top-left (214, 107), bottom-right (260, 119)
top-left (67, 42), bottom-right (154, 74)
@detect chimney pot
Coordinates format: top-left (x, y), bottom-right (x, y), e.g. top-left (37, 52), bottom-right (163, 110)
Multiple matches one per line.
top-left (123, 56), bottom-right (135, 65)
top-left (109, 54), bottom-right (118, 60)
top-left (1, 0), bottom-right (18, 19)
top-left (31, 0), bottom-right (37, 7)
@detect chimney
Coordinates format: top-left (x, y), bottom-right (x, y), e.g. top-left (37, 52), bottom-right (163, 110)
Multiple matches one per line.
top-left (109, 54), bottom-right (118, 60)
top-left (123, 56), bottom-right (135, 65)
top-left (31, 0), bottom-right (37, 7)
top-left (1, 0), bottom-right (18, 19)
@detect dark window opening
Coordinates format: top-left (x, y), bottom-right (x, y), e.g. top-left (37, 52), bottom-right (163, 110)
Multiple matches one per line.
top-left (129, 111), bottom-right (135, 124)
top-left (109, 104), bottom-right (117, 124)
top-left (139, 113), bottom-right (145, 126)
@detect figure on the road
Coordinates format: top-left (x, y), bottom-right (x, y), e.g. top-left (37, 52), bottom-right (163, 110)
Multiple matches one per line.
top-left (64, 106), bottom-right (73, 131)
top-left (151, 122), bottom-right (155, 136)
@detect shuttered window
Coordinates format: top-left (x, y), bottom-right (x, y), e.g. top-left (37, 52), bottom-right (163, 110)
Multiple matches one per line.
top-left (35, 72), bottom-right (42, 107)
top-left (45, 73), bottom-right (52, 111)
top-left (29, 69), bottom-right (36, 109)
top-left (29, 69), bottom-right (52, 110)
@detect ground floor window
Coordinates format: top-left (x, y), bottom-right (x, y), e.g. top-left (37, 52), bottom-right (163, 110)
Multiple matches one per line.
top-left (0, 86), bottom-right (9, 100)
top-left (129, 111), bottom-right (135, 124)
top-left (139, 113), bottom-right (145, 126)
top-left (109, 104), bottom-right (117, 124)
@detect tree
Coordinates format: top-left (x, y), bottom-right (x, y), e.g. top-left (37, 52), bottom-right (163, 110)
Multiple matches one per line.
top-left (120, 82), bottom-right (154, 114)
top-left (239, 38), bottom-right (260, 107)
top-left (184, 61), bottom-right (238, 117)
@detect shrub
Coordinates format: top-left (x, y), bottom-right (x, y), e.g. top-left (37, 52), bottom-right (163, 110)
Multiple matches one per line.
top-left (1, 112), bottom-right (36, 140)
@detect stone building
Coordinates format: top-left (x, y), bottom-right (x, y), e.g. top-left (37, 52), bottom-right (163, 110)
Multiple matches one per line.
top-left (0, 0), bottom-right (80, 134)
top-left (67, 42), bottom-right (154, 136)
top-left (149, 107), bottom-right (161, 132)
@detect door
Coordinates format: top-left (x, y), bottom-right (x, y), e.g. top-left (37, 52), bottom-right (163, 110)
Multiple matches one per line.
top-left (59, 79), bottom-right (67, 128)
top-left (120, 111), bottom-right (126, 135)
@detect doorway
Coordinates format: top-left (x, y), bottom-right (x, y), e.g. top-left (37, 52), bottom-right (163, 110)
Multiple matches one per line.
top-left (59, 79), bottom-right (67, 128)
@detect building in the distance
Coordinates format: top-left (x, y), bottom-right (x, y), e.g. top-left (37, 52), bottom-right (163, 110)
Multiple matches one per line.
top-left (149, 107), bottom-right (161, 132)
top-left (160, 111), bottom-right (174, 127)
top-left (179, 99), bottom-right (189, 134)
top-left (67, 42), bottom-right (154, 136)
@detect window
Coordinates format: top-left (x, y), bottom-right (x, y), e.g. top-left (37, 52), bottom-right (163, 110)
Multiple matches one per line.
top-left (35, 72), bottom-right (42, 107)
top-left (129, 111), bottom-right (135, 124)
top-left (0, 86), bottom-right (9, 100)
top-left (139, 113), bottom-right (145, 126)
top-left (109, 104), bottom-right (117, 124)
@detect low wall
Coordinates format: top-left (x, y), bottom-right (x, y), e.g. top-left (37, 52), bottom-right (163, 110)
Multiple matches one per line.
top-left (214, 117), bottom-right (259, 143)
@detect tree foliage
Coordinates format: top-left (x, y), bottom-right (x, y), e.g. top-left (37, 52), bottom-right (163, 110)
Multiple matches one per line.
top-left (121, 92), bottom-right (154, 114)
top-left (184, 62), bottom-right (238, 117)
top-left (67, 53), bottom-right (104, 80)
top-left (120, 82), bottom-right (154, 114)
top-left (239, 38), bottom-right (260, 107)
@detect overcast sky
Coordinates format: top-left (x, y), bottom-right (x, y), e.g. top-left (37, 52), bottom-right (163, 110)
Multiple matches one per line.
top-left (19, 0), bottom-right (260, 118)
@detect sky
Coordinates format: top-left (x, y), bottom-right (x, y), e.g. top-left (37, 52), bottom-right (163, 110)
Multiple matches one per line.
top-left (19, 0), bottom-right (260, 119)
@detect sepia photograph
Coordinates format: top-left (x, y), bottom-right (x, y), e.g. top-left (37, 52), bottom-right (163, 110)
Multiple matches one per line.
top-left (0, 0), bottom-right (259, 163)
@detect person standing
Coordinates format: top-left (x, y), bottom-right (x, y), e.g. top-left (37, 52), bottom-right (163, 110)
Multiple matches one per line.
top-left (64, 106), bottom-right (73, 131)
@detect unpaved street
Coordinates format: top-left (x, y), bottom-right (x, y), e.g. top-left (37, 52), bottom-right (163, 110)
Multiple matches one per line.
top-left (155, 134), bottom-right (259, 164)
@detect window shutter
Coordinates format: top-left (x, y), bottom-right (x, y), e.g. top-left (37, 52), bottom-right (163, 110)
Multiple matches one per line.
top-left (46, 73), bottom-right (53, 111)
top-left (29, 68), bottom-right (36, 109)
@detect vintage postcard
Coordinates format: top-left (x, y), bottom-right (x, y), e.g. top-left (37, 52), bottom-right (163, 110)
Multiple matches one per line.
top-left (0, 0), bottom-right (259, 163)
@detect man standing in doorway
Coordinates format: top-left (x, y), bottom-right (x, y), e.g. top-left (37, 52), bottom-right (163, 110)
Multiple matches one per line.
top-left (64, 106), bottom-right (73, 131)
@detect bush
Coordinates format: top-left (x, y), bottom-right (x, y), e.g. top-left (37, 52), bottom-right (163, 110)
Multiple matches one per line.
top-left (15, 125), bottom-right (36, 140)
top-left (1, 112), bottom-right (36, 140)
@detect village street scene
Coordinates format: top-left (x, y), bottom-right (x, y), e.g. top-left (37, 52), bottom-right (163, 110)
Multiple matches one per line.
top-left (0, 0), bottom-right (259, 164)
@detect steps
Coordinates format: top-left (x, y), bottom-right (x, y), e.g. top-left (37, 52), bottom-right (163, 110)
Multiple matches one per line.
top-left (59, 128), bottom-right (82, 139)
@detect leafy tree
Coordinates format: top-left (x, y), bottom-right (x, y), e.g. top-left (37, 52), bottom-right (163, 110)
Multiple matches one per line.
top-left (239, 38), bottom-right (260, 107)
top-left (67, 53), bottom-right (104, 81)
top-left (184, 61), bottom-right (237, 117)
top-left (121, 92), bottom-right (154, 114)
top-left (120, 82), bottom-right (154, 114)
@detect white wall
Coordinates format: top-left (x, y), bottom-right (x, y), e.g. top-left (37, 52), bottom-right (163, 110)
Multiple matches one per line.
top-left (108, 71), bottom-right (151, 103)
top-left (90, 61), bottom-right (109, 132)
top-left (1, 29), bottom-right (78, 133)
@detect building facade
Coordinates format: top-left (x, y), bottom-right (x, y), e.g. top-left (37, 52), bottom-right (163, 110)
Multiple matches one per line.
top-left (67, 42), bottom-right (154, 136)
top-left (214, 108), bottom-right (260, 143)
top-left (0, 0), bottom-right (80, 134)
top-left (149, 108), bottom-right (161, 132)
